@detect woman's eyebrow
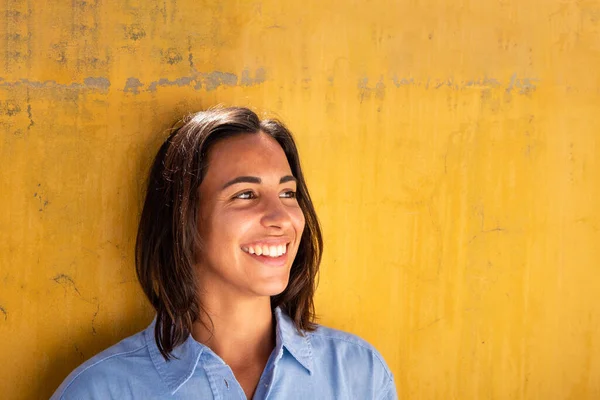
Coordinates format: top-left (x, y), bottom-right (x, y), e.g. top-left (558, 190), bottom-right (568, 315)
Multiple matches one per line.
top-left (280, 175), bottom-right (297, 184)
top-left (221, 175), bottom-right (296, 190)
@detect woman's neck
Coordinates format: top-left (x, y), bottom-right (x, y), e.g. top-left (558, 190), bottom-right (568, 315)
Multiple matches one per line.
top-left (191, 297), bottom-right (275, 369)
top-left (192, 297), bottom-right (275, 399)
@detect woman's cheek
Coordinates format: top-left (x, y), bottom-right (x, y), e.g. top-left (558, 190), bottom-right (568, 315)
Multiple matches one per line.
top-left (292, 206), bottom-right (306, 232)
top-left (225, 208), bottom-right (256, 236)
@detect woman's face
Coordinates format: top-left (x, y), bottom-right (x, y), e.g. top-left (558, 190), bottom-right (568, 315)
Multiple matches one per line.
top-left (196, 132), bottom-right (306, 301)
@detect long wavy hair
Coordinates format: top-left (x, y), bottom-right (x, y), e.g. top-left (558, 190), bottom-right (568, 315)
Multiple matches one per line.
top-left (135, 107), bottom-right (323, 360)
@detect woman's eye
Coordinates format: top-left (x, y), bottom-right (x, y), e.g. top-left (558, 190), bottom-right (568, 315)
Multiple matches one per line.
top-left (280, 190), bottom-right (297, 199)
top-left (235, 191), bottom-right (256, 200)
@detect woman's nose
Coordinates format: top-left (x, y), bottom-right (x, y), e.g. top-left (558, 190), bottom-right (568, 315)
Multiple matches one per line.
top-left (260, 196), bottom-right (292, 229)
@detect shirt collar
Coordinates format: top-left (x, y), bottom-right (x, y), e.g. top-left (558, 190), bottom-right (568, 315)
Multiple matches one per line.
top-left (145, 307), bottom-right (313, 394)
top-left (273, 307), bottom-right (313, 374)
top-left (145, 318), bottom-right (205, 394)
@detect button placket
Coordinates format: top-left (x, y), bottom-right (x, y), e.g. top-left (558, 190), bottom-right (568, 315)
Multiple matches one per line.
top-left (223, 366), bottom-right (248, 399)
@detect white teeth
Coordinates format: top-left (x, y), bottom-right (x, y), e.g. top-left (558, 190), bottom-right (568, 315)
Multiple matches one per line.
top-left (243, 243), bottom-right (289, 257)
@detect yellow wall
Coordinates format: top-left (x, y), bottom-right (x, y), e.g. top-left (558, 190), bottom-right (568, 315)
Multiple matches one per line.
top-left (1, 1), bottom-right (599, 399)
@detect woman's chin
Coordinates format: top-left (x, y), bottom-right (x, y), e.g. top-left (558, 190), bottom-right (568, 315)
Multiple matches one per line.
top-left (253, 279), bottom-right (290, 298)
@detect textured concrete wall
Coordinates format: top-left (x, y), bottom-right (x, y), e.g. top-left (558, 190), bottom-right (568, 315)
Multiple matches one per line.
top-left (1, 1), bottom-right (599, 399)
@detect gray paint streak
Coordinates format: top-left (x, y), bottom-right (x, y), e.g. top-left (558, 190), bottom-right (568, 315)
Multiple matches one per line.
top-left (124, 77), bottom-right (144, 94)
top-left (0, 77), bottom-right (111, 92)
top-left (204, 71), bottom-right (238, 91)
top-left (147, 77), bottom-right (193, 92)
top-left (240, 68), bottom-right (266, 86)
top-left (358, 77), bottom-right (370, 103)
top-left (144, 71), bottom-right (241, 92)
top-left (465, 78), bottom-right (501, 88)
top-left (0, 69), bottom-right (267, 96)
top-left (83, 77), bottom-right (110, 91)
top-left (360, 75), bottom-right (537, 97)
top-left (375, 80), bottom-right (386, 100)
top-left (358, 77), bottom-right (386, 102)
top-left (506, 74), bottom-right (538, 95)
top-left (392, 76), bottom-right (415, 87)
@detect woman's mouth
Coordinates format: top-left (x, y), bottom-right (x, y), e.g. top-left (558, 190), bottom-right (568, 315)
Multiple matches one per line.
top-left (241, 243), bottom-right (288, 257)
top-left (241, 242), bottom-right (290, 266)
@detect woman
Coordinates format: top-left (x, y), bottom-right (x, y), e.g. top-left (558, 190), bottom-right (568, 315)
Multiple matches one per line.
top-left (52, 107), bottom-right (397, 399)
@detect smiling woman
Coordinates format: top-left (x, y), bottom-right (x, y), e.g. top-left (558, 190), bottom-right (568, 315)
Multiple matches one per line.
top-left (51, 107), bottom-right (397, 400)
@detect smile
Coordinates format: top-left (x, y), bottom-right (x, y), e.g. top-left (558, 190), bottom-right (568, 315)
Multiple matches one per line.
top-left (241, 243), bottom-right (289, 258)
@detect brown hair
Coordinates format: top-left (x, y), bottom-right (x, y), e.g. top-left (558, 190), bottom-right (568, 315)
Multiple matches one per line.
top-left (135, 107), bottom-right (323, 360)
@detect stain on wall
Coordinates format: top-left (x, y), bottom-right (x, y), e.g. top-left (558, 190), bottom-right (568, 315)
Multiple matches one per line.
top-left (1, 1), bottom-right (599, 399)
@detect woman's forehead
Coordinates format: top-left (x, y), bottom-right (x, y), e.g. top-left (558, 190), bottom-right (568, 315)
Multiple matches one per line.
top-left (203, 133), bottom-right (293, 185)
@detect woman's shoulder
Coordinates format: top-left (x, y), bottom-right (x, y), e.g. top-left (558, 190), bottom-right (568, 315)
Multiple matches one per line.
top-left (308, 324), bottom-right (392, 374)
top-left (305, 323), bottom-right (396, 398)
top-left (51, 325), bottom-right (156, 399)
top-left (309, 323), bottom-right (387, 361)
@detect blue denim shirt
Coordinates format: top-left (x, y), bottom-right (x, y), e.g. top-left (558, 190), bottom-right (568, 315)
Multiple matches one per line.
top-left (51, 308), bottom-right (397, 399)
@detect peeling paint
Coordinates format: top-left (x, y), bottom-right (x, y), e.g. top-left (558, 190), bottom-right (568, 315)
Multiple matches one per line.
top-left (375, 80), bottom-right (386, 100)
top-left (358, 77), bottom-right (369, 103)
top-left (392, 76), bottom-right (415, 87)
top-left (0, 78), bottom-right (111, 92)
top-left (465, 78), bottom-right (501, 88)
top-left (33, 184), bottom-right (49, 212)
top-left (433, 79), bottom-right (456, 89)
top-left (506, 74), bottom-right (538, 95)
top-left (358, 77), bottom-right (386, 102)
top-left (240, 68), bottom-right (266, 86)
top-left (3, 102), bottom-right (21, 116)
top-left (125, 24), bottom-right (146, 41)
top-left (124, 77), bottom-right (144, 94)
top-left (360, 75), bottom-right (538, 99)
top-left (0, 306), bottom-right (7, 321)
top-left (188, 49), bottom-right (194, 69)
top-left (0, 70), bottom-right (266, 96)
top-left (134, 69), bottom-right (265, 93)
top-left (164, 48), bottom-right (183, 65)
top-left (26, 88), bottom-right (34, 130)
top-left (204, 71), bottom-right (237, 91)
top-left (50, 43), bottom-right (67, 64)
top-left (83, 77), bottom-right (110, 91)
top-left (147, 77), bottom-right (193, 92)
top-left (27, 104), bottom-right (33, 129)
